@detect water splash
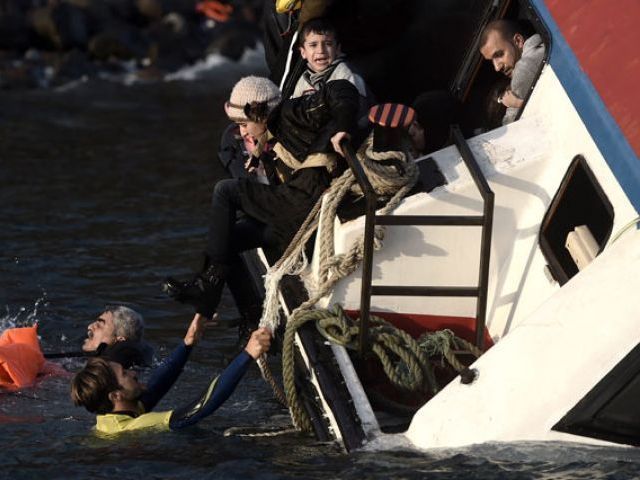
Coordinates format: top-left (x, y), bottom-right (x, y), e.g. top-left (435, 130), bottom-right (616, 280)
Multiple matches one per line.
top-left (0, 296), bottom-right (48, 332)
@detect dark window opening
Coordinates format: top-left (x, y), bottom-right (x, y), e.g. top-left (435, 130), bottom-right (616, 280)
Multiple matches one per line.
top-left (540, 155), bottom-right (614, 285)
top-left (324, 0), bottom-right (495, 105)
top-left (454, 0), bottom-right (550, 135)
top-left (554, 343), bottom-right (640, 446)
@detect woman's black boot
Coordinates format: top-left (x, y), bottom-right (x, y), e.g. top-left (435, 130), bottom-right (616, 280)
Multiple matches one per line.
top-left (162, 264), bottom-right (228, 318)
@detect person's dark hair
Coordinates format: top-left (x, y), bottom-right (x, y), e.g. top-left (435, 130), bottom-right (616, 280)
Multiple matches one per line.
top-left (484, 77), bottom-right (511, 130)
top-left (480, 19), bottom-right (526, 47)
top-left (104, 305), bottom-right (145, 342)
top-left (299, 17), bottom-right (339, 47)
top-left (100, 340), bottom-right (148, 370)
top-left (70, 357), bottom-right (120, 414)
top-left (412, 90), bottom-right (460, 153)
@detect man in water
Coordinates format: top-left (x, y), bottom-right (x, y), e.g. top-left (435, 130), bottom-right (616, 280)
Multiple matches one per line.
top-left (71, 313), bottom-right (271, 433)
top-left (82, 305), bottom-right (153, 367)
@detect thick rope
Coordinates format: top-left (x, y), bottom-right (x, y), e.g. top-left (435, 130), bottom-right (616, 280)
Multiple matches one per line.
top-left (418, 329), bottom-right (483, 373)
top-left (223, 426), bottom-right (299, 437)
top-left (257, 136), bottom-right (419, 427)
top-left (256, 354), bottom-right (288, 406)
top-left (283, 305), bottom-right (440, 431)
top-left (316, 306), bottom-right (438, 393)
top-left (260, 135), bottom-right (419, 333)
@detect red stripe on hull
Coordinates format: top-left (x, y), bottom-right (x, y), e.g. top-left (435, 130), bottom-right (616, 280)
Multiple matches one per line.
top-left (547, 0), bottom-right (640, 158)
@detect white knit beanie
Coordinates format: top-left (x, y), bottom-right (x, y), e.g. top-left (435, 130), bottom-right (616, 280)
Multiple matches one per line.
top-left (225, 76), bottom-right (281, 123)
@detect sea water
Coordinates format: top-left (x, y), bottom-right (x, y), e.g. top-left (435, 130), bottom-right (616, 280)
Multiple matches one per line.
top-left (1, 69), bottom-right (640, 480)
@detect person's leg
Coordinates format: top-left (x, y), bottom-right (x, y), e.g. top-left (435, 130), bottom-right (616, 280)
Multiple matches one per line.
top-left (163, 180), bottom-right (280, 319)
top-left (206, 178), bottom-right (245, 265)
top-left (163, 179), bottom-right (244, 318)
top-left (225, 217), bottom-right (272, 340)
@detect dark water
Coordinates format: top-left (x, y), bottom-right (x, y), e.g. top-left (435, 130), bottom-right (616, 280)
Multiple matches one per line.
top-left (2, 71), bottom-right (640, 479)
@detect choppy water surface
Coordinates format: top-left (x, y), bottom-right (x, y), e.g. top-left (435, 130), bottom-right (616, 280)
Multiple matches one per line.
top-left (2, 75), bottom-right (640, 479)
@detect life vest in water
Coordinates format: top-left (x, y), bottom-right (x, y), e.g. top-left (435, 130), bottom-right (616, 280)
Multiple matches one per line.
top-left (0, 326), bottom-right (45, 389)
top-left (96, 408), bottom-right (173, 435)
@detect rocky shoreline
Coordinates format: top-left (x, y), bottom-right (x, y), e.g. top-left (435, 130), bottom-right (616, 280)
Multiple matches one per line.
top-left (0, 0), bottom-right (264, 89)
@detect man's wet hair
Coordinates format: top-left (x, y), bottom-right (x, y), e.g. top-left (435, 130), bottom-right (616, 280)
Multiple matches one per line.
top-left (299, 17), bottom-right (340, 47)
top-left (104, 305), bottom-right (144, 342)
top-left (480, 19), bottom-right (526, 47)
top-left (70, 357), bottom-right (119, 414)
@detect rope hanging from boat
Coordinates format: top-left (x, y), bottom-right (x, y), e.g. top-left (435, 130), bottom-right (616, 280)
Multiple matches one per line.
top-left (259, 134), bottom-right (419, 334)
top-left (418, 329), bottom-right (483, 373)
top-left (282, 305), bottom-right (482, 432)
top-left (255, 135), bottom-right (418, 411)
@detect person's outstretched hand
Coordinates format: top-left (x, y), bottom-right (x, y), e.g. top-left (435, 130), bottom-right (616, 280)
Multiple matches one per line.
top-left (183, 313), bottom-right (210, 346)
top-left (244, 327), bottom-right (272, 359)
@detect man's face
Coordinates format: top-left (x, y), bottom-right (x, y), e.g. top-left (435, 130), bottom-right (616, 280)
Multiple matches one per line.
top-left (480, 30), bottom-right (524, 78)
top-left (82, 311), bottom-right (118, 352)
top-left (299, 31), bottom-right (339, 73)
top-left (109, 361), bottom-right (144, 402)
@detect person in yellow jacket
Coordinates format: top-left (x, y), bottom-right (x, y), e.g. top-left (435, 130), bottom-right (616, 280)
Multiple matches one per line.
top-left (70, 313), bottom-right (271, 434)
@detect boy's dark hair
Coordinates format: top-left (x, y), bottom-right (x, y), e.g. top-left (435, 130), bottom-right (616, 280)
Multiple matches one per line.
top-left (298, 17), bottom-right (339, 47)
top-left (480, 19), bottom-right (526, 47)
top-left (70, 357), bottom-right (120, 414)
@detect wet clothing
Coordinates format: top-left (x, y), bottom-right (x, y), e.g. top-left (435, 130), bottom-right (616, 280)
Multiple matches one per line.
top-left (503, 34), bottom-right (545, 124)
top-left (96, 409), bottom-right (172, 433)
top-left (99, 340), bottom-right (154, 369)
top-left (95, 343), bottom-right (253, 434)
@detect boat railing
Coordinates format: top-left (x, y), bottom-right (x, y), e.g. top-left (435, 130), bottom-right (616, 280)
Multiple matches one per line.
top-left (340, 125), bottom-right (494, 356)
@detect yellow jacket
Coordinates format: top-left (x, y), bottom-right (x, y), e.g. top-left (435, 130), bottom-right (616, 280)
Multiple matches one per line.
top-left (95, 403), bottom-right (172, 434)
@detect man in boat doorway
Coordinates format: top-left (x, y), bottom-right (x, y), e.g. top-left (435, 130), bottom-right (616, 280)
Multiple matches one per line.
top-left (479, 19), bottom-right (545, 125)
top-left (162, 74), bottom-right (360, 328)
top-left (71, 313), bottom-right (271, 433)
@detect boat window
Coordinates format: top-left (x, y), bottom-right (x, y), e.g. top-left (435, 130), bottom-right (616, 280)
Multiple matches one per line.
top-left (295, 1), bottom-right (547, 140)
top-left (553, 342), bottom-right (640, 446)
top-left (454, 0), bottom-right (550, 135)
top-left (314, 0), bottom-right (497, 105)
top-left (539, 155), bottom-right (614, 285)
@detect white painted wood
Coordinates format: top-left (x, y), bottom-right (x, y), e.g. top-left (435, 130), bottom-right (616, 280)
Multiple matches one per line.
top-left (405, 228), bottom-right (640, 448)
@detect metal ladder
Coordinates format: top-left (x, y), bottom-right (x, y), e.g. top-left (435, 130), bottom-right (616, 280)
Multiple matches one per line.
top-left (341, 125), bottom-right (495, 356)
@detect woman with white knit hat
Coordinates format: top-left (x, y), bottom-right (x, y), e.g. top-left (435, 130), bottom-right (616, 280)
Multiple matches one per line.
top-left (163, 75), bottom-right (361, 327)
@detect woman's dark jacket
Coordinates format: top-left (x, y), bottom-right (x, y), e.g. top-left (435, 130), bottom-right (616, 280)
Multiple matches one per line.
top-left (237, 80), bottom-right (360, 248)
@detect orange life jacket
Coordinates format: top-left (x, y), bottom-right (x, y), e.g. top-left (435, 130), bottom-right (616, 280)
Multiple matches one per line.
top-left (0, 326), bottom-right (45, 390)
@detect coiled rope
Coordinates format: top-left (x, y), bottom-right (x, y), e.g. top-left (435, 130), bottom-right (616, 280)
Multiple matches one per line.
top-left (248, 136), bottom-right (484, 434)
top-left (260, 134), bottom-right (419, 334)
top-left (281, 305), bottom-right (483, 431)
